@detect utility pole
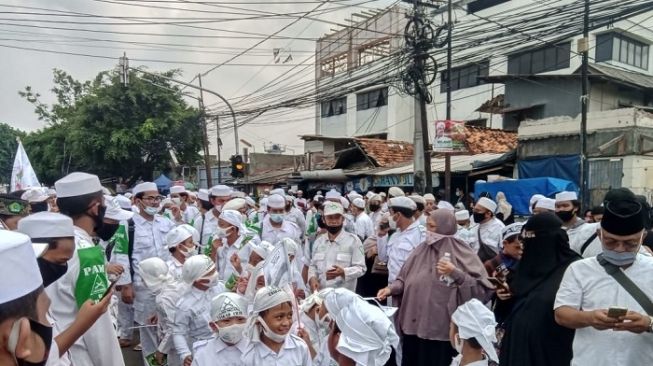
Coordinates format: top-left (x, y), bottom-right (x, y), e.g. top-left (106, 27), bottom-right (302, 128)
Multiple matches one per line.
top-left (580, 0), bottom-right (590, 210)
top-left (444, 0), bottom-right (453, 203)
top-left (198, 74), bottom-right (213, 187)
top-left (216, 115), bottom-right (222, 183)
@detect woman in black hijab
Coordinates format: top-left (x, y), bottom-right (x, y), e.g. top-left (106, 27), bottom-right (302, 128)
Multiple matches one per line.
top-left (499, 212), bottom-right (580, 366)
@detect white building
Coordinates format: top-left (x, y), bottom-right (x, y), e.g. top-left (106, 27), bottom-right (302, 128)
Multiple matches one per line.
top-left (313, 0), bottom-right (653, 142)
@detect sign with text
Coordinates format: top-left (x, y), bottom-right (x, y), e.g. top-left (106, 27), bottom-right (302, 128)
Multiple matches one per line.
top-left (433, 120), bottom-right (466, 152)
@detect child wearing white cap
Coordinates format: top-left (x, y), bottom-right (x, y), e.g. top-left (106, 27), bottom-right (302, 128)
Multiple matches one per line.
top-left (241, 286), bottom-right (312, 366)
top-left (166, 225), bottom-right (199, 281)
top-left (449, 299), bottom-right (498, 366)
top-left (192, 293), bottom-right (249, 365)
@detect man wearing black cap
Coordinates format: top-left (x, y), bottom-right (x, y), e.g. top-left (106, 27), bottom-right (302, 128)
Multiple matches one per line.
top-left (554, 188), bottom-right (653, 366)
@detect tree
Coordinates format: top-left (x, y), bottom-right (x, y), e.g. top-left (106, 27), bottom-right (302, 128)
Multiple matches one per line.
top-left (0, 123), bottom-right (26, 184)
top-left (20, 68), bottom-right (203, 185)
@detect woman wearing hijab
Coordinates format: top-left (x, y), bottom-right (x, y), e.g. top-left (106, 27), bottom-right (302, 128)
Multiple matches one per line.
top-left (377, 209), bottom-right (493, 366)
top-left (498, 212), bottom-right (579, 366)
top-left (495, 192), bottom-right (514, 225)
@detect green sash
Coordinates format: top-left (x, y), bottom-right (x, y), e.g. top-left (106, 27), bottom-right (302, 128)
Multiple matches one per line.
top-left (74, 241), bottom-right (109, 308)
top-left (110, 224), bottom-right (129, 255)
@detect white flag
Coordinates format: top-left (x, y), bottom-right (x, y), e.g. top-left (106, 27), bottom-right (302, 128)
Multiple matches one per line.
top-left (263, 242), bottom-right (292, 288)
top-left (11, 141), bottom-right (40, 191)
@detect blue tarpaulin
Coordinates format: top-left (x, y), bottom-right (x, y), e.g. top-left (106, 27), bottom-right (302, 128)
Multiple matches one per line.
top-left (518, 155), bottom-right (580, 186)
top-left (154, 174), bottom-right (172, 192)
top-left (474, 177), bottom-right (578, 215)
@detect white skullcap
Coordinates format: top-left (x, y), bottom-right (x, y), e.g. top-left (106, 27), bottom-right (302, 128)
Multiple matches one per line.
top-left (455, 210), bottom-right (470, 221)
top-left (324, 201), bottom-right (344, 216)
top-left (55, 172), bottom-right (103, 198)
top-left (104, 195), bottom-right (134, 221)
top-left (529, 194), bottom-right (545, 213)
top-left (17, 212), bottom-right (74, 256)
top-left (0, 231), bottom-right (42, 304)
top-left (535, 197), bottom-right (556, 211)
top-left (267, 194), bottom-right (286, 209)
top-left (339, 196), bottom-right (350, 210)
top-left (47, 188), bottom-right (56, 196)
top-left (231, 191), bottom-right (246, 199)
top-left (451, 299), bottom-right (498, 362)
top-left (211, 185), bottom-right (232, 197)
top-left (161, 198), bottom-right (173, 207)
top-left (182, 255), bottom-right (215, 284)
top-left (555, 191), bottom-right (578, 202)
top-left (323, 288), bottom-right (359, 317)
top-left (347, 191), bottom-right (362, 201)
top-left (211, 293), bottom-right (248, 321)
top-left (245, 196), bottom-right (256, 207)
top-left (116, 195), bottom-right (132, 210)
top-left (369, 194), bottom-right (382, 202)
top-left (313, 195), bottom-right (324, 202)
top-left (252, 286), bottom-right (292, 315)
top-left (437, 200), bottom-right (455, 210)
top-left (21, 187), bottom-right (49, 203)
top-left (133, 182), bottom-right (158, 196)
top-left (270, 188), bottom-right (285, 196)
top-left (408, 195), bottom-right (426, 206)
top-left (333, 296), bottom-right (399, 366)
top-left (166, 226), bottom-right (193, 248)
top-left (188, 191), bottom-right (197, 198)
top-left (502, 222), bottom-right (524, 241)
top-left (379, 192), bottom-right (387, 197)
top-left (219, 210), bottom-right (246, 234)
top-left (101, 187), bottom-right (112, 196)
top-left (281, 237), bottom-right (298, 257)
top-left (250, 241), bottom-right (274, 260)
top-left (476, 197), bottom-right (497, 213)
top-left (366, 191), bottom-right (375, 199)
top-left (223, 198), bottom-right (247, 211)
top-left (198, 189), bottom-right (210, 202)
top-left (284, 195), bottom-right (294, 203)
top-left (179, 224), bottom-right (200, 244)
top-left (424, 193), bottom-right (436, 202)
top-left (300, 293), bottom-right (323, 314)
top-left (138, 257), bottom-right (172, 290)
top-left (170, 186), bottom-right (186, 194)
top-left (259, 197), bottom-right (268, 209)
top-left (352, 198), bottom-right (366, 209)
top-left (325, 189), bottom-right (342, 200)
top-left (388, 187), bottom-right (405, 198)
top-left (389, 197), bottom-right (416, 211)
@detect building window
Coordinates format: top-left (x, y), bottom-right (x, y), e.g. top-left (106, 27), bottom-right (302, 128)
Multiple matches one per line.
top-left (356, 87), bottom-right (388, 111)
top-left (440, 61), bottom-right (489, 93)
top-left (320, 53), bottom-right (348, 78)
top-left (507, 42), bottom-right (571, 74)
top-left (358, 40), bottom-right (391, 66)
top-left (467, 0), bottom-right (510, 13)
top-left (596, 32), bottom-right (649, 70)
top-left (321, 97), bottom-right (347, 118)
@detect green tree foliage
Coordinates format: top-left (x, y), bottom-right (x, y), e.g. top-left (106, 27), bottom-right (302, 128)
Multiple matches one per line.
top-left (20, 68), bottom-right (203, 185)
top-left (0, 123), bottom-right (26, 184)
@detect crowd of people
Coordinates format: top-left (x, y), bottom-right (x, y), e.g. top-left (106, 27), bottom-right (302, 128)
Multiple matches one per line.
top-left (1, 173), bottom-right (653, 366)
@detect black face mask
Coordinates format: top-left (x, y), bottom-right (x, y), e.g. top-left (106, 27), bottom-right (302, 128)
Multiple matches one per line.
top-left (326, 224), bottom-right (343, 235)
top-left (16, 319), bottom-right (53, 366)
top-left (555, 210), bottom-right (575, 222)
top-left (473, 212), bottom-right (486, 223)
top-left (37, 257), bottom-right (68, 288)
top-left (200, 200), bottom-right (213, 211)
top-left (97, 222), bottom-right (120, 242)
top-left (92, 205), bottom-right (107, 234)
top-left (369, 204), bottom-right (380, 212)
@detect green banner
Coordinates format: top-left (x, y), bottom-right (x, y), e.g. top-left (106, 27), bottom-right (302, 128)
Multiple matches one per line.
top-left (74, 246), bottom-right (109, 308)
top-left (111, 224), bottom-right (130, 255)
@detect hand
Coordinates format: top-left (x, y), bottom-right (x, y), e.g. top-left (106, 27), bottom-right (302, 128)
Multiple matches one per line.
top-left (495, 286), bottom-right (512, 301)
top-left (77, 294), bottom-right (112, 327)
top-left (325, 265), bottom-right (345, 280)
top-left (154, 351), bottom-right (165, 365)
top-left (171, 205), bottom-right (182, 221)
top-left (297, 327), bottom-right (312, 345)
top-left (377, 287), bottom-right (391, 301)
top-left (309, 278), bottom-right (320, 292)
top-left (587, 309), bottom-right (619, 331)
top-left (230, 253), bottom-right (242, 274)
top-left (436, 259), bottom-right (456, 276)
top-left (105, 263), bottom-right (124, 277)
top-left (366, 246), bottom-right (378, 258)
top-left (212, 238), bottom-right (223, 250)
top-left (183, 355), bottom-right (193, 366)
top-left (148, 314), bottom-right (158, 325)
top-left (613, 311), bottom-right (651, 334)
top-left (237, 276), bottom-right (248, 294)
top-left (294, 288), bottom-right (306, 300)
top-left (121, 284), bottom-right (134, 304)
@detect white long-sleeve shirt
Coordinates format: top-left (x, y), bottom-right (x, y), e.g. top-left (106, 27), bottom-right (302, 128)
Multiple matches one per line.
top-left (308, 230), bottom-right (366, 291)
top-left (377, 221), bottom-right (424, 284)
top-left (193, 210), bottom-right (220, 248)
top-left (155, 281), bottom-right (187, 355)
top-left (192, 337), bottom-right (249, 366)
top-left (260, 216), bottom-right (301, 245)
top-left (241, 334), bottom-right (312, 366)
top-left (455, 223), bottom-right (478, 248)
top-left (215, 234), bottom-right (255, 282)
top-left (468, 217), bottom-right (504, 253)
top-left (173, 285), bottom-right (225, 360)
top-left (353, 212), bottom-right (375, 241)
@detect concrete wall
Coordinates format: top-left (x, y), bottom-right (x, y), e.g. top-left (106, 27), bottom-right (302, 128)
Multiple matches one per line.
top-left (622, 155), bottom-right (653, 201)
top-left (505, 79), bottom-right (581, 118)
top-left (248, 153), bottom-right (299, 174)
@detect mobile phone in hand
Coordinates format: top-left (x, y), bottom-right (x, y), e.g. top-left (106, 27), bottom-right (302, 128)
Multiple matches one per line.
top-left (102, 279), bottom-right (118, 299)
top-left (488, 277), bottom-right (509, 291)
top-left (607, 306), bottom-right (628, 319)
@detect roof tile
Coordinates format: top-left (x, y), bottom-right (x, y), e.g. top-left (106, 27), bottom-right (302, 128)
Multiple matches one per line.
top-left (354, 138), bottom-right (414, 167)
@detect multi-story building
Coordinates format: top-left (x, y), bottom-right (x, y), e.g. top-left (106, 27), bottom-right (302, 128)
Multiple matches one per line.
top-left (313, 0), bottom-right (653, 142)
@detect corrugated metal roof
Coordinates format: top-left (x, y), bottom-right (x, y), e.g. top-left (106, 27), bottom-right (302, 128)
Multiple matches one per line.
top-left (368, 153), bottom-right (508, 175)
top-left (589, 63), bottom-right (653, 90)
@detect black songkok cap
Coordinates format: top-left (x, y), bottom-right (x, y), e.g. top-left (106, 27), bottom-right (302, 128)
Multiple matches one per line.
top-left (601, 188), bottom-right (644, 236)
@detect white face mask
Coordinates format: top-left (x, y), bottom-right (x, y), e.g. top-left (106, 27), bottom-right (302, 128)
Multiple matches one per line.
top-left (316, 313), bottom-right (331, 329)
top-left (389, 216), bottom-right (397, 230)
top-left (179, 245), bottom-right (197, 258)
top-left (453, 333), bottom-right (463, 354)
top-left (214, 204), bottom-right (223, 212)
top-left (217, 323), bottom-right (246, 344)
top-left (172, 197), bottom-right (182, 205)
top-left (258, 316), bottom-right (287, 343)
top-left (215, 227), bottom-right (232, 239)
top-left (144, 206), bottom-right (159, 216)
top-left (199, 272), bottom-right (219, 288)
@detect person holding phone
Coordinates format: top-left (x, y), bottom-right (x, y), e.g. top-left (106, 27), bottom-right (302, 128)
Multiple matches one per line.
top-left (555, 188), bottom-right (653, 366)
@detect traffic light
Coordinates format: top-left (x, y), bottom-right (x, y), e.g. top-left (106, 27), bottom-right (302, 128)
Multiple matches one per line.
top-left (230, 155), bottom-right (246, 178)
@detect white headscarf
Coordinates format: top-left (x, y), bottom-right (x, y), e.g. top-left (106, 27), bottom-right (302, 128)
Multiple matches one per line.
top-left (181, 254), bottom-right (214, 285)
top-left (211, 293), bottom-right (248, 321)
top-left (451, 299), bottom-right (498, 362)
top-left (219, 209), bottom-right (247, 235)
top-left (246, 286), bottom-right (292, 342)
top-left (138, 257), bottom-right (172, 293)
top-left (326, 289), bottom-right (399, 366)
top-left (495, 191), bottom-right (512, 219)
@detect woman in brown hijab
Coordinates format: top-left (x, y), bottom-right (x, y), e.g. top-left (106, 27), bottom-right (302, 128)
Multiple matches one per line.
top-left (377, 209), bottom-right (494, 366)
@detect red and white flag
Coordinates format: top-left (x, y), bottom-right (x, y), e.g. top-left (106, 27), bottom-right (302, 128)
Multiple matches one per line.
top-left (11, 140), bottom-right (40, 191)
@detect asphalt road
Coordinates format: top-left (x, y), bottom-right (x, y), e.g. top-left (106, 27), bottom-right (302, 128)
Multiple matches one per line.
top-left (122, 346), bottom-right (143, 366)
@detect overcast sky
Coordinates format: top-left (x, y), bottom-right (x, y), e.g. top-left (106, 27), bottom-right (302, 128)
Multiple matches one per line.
top-left (0, 0), bottom-right (396, 157)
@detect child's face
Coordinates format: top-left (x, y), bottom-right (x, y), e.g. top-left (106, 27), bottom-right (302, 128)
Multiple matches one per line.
top-left (210, 316), bottom-right (246, 332)
top-left (262, 302), bottom-right (293, 336)
top-left (449, 322), bottom-right (459, 350)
